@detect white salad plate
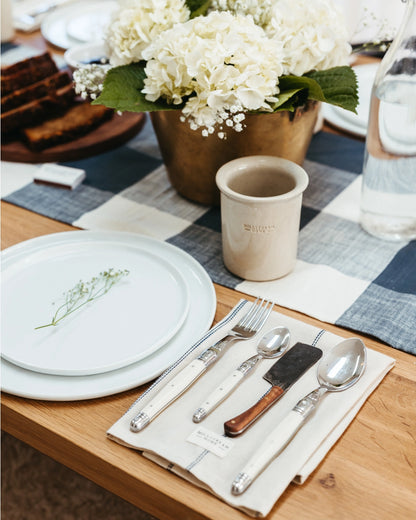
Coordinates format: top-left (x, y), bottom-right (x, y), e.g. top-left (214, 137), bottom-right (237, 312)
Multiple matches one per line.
top-left (41, 0), bottom-right (117, 50)
top-left (322, 63), bottom-right (379, 138)
top-left (2, 231), bottom-right (191, 376)
top-left (1, 233), bottom-right (189, 376)
top-left (1, 231), bottom-right (216, 399)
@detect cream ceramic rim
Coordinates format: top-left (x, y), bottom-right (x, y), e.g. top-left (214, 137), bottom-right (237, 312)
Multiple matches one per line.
top-left (216, 155), bottom-right (309, 204)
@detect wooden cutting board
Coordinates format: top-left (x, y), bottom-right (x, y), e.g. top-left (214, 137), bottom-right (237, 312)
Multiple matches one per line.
top-left (1, 112), bottom-right (146, 163)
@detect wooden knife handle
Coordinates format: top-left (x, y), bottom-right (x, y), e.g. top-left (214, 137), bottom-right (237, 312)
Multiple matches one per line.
top-left (224, 386), bottom-right (284, 437)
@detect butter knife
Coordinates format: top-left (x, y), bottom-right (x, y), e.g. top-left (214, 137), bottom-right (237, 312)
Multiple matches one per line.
top-left (224, 343), bottom-right (322, 437)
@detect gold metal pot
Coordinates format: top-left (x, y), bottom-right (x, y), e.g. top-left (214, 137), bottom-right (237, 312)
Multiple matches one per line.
top-left (151, 101), bottom-right (319, 206)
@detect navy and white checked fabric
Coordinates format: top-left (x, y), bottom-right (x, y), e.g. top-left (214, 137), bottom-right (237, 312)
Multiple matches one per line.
top-left (2, 46), bottom-right (415, 355)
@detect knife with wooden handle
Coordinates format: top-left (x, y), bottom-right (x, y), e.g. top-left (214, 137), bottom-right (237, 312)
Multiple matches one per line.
top-left (224, 343), bottom-right (322, 437)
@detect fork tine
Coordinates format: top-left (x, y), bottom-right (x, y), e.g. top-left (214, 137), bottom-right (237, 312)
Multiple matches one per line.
top-left (237, 297), bottom-right (261, 328)
top-left (248, 299), bottom-right (274, 331)
top-left (242, 298), bottom-right (266, 329)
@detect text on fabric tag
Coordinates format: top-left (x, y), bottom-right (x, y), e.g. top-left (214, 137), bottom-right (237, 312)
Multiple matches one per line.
top-left (187, 426), bottom-right (234, 458)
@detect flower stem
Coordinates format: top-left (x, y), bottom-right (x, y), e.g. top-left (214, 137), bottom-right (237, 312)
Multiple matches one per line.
top-left (35, 269), bottom-right (129, 330)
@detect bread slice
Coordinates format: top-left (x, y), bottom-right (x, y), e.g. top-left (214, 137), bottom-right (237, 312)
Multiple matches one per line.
top-left (23, 103), bottom-right (113, 151)
top-left (1, 53), bottom-right (58, 95)
top-left (1, 52), bottom-right (56, 76)
top-left (1, 71), bottom-right (72, 113)
top-left (1, 84), bottom-right (75, 136)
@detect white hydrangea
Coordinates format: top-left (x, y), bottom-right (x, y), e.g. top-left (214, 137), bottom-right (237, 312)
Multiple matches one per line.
top-left (210, 0), bottom-right (274, 28)
top-left (106, 0), bottom-right (190, 66)
top-left (142, 11), bottom-right (284, 135)
top-left (265, 0), bottom-right (351, 76)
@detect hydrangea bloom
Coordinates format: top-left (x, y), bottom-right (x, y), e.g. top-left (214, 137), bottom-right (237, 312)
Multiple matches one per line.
top-left (265, 0), bottom-right (351, 76)
top-left (106, 0), bottom-right (190, 66)
top-left (142, 11), bottom-right (284, 136)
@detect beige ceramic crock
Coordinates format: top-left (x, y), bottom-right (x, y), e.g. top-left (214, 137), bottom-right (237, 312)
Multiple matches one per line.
top-left (216, 156), bottom-right (309, 281)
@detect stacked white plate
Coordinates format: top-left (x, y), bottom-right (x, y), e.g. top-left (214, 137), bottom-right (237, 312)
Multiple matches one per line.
top-left (0, 231), bottom-right (216, 400)
top-left (41, 0), bottom-right (118, 50)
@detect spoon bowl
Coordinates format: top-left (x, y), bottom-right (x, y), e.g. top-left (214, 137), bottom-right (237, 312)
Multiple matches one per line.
top-left (317, 337), bottom-right (367, 392)
top-left (256, 326), bottom-right (291, 359)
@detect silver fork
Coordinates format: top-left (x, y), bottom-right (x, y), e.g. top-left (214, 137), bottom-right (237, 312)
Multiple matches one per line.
top-left (130, 298), bottom-right (274, 432)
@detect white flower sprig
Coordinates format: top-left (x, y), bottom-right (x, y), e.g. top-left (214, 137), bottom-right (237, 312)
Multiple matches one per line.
top-left (35, 269), bottom-right (130, 330)
top-left (73, 63), bottom-right (113, 100)
top-left (210, 0), bottom-right (274, 28)
top-left (351, 5), bottom-right (397, 54)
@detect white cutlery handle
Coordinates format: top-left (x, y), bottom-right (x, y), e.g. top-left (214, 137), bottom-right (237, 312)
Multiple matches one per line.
top-left (130, 359), bottom-right (207, 432)
top-left (193, 370), bottom-right (245, 422)
top-left (231, 410), bottom-right (305, 495)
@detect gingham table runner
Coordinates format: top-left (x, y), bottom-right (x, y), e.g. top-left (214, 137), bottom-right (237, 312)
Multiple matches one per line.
top-left (1, 44), bottom-right (415, 356)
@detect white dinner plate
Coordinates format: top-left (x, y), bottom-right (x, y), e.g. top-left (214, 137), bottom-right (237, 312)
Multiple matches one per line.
top-left (0, 231), bottom-right (216, 400)
top-left (41, 0), bottom-right (117, 50)
top-left (322, 63), bottom-right (379, 138)
top-left (2, 232), bottom-right (190, 376)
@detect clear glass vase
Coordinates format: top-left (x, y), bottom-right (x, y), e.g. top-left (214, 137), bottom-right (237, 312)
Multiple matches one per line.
top-left (360, 0), bottom-right (416, 241)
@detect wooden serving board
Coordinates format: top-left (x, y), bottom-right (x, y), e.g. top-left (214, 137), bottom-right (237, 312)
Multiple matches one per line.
top-left (1, 112), bottom-right (146, 164)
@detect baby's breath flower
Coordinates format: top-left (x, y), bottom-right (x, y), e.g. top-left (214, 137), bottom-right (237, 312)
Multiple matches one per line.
top-left (73, 64), bottom-right (112, 100)
top-left (210, 0), bottom-right (274, 29)
top-left (35, 269), bottom-right (129, 330)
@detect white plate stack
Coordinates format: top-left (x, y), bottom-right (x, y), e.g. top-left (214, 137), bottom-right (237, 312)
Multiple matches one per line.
top-left (0, 231), bottom-right (216, 400)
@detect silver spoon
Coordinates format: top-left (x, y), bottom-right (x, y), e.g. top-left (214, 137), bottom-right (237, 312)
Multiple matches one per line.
top-left (192, 326), bottom-right (290, 423)
top-left (231, 337), bottom-right (367, 495)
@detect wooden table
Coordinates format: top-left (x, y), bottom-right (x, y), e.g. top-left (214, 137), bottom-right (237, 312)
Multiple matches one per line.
top-left (2, 31), bottom-right (416, 520)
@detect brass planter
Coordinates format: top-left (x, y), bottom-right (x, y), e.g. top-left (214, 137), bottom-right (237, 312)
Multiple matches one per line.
top-left (151, 101), bottom-right (319, 206)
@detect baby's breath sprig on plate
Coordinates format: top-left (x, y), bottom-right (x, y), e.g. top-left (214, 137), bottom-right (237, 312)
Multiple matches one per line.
top-left (35, 268), bottom-right (130, 330)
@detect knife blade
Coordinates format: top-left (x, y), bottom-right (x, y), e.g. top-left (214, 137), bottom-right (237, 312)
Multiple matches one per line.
top-left (223, 343), bottom-right (322, 437)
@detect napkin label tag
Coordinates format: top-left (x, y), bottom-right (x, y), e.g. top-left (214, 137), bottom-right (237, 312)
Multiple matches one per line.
top-left (34, 164), bottom-right (86, 190)
top-left (187, 426), bottom-right (234, 458)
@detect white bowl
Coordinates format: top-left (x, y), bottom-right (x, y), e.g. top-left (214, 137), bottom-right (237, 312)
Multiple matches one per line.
top-left (64, 41), bottom-right (108, 71)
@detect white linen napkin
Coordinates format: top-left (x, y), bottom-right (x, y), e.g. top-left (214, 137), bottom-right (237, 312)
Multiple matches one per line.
top-left (107, 300), bottom-right (394, 517)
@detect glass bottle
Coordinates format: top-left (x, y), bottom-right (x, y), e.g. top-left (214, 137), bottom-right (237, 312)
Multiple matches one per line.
top-left (360, 0), bottom-right (416, 241)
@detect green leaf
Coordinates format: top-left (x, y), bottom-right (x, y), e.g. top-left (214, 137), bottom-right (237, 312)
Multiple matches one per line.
top-left (306, 66), bottom-right (358, 112)
top-left (185, 0), bottom-right (211, 18)
top-left (270, 88), bottom-right (309, 112)
top-left (278, 66), bottom-right (358, 113)
top-left (279, 75), bottom-right (326, 103)
top-left (94, 62), bottom-right (358, 116)
top-left (92, 63), bottom-right (177, 112)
